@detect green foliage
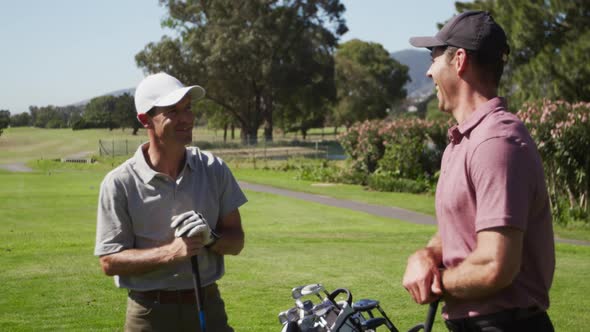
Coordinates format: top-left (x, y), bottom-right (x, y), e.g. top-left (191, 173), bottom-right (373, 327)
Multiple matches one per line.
top-left (83, 95), bottom-right (117, 129)
top-left (30, 105), bottom-right (83, 128)
top-left (294, 160), bottom-right (341, 183)
top-left (367, 172), bottom-right (430, 194)
top-left (0, 109), bottom-right (10, 137)
top-left (137, 0), bottom-right (347, 143)
top-left (333, 39), bottom-right (410, 127)
top-left (517, 99), bottom-right (590, 225)
top-left (113, 93), bottom-right (140, 133)
top-left (80, 93), bottom-right (139, 132)
top-left (455, 0), bottom-right (590, 108)
top-left (338, 118), bottom-right (449, 178)
top-left (338, 120), bottom-right (384, 173)
top-left (378, 137), bottom-right (425, 180)
top-left (9, 111), bottom-right (31, 127)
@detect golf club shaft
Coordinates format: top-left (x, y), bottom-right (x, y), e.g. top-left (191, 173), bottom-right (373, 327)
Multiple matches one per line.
top-left (423, 299), bottom-right (439, 332)
top-left (191, 255), bottom-right (206, 332)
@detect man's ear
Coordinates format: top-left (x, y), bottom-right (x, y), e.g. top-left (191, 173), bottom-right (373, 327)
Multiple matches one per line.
top-left (455, 48), bottom-right (468, 75)
top-left (137, 113), bottom-right (151, 128)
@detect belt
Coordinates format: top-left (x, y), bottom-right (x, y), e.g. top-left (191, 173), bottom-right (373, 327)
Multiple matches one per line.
top-left (445, 307), bottom-right (544, 331)
top-left (129, 284), bottom-right (216, 305)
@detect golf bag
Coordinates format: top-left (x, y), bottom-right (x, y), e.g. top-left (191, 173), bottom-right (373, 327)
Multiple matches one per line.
top-left (278, 283), bottom-right (439, 332)
top-left (278, 284), bottom-right (397, 332)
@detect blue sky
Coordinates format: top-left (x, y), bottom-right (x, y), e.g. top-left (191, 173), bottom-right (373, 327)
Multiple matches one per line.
top-left (0, 0), bottom-right (463, 114)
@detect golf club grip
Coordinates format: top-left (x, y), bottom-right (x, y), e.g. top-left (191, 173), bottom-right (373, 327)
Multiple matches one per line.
top-left (190, 255), bottom-right (206, 331)
top-left (423, 299), bottom-right (439, 332)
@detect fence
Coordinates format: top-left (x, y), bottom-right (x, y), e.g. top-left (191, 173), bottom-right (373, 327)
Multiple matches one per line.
top-left (97, 137), bottom-right (344, 161)
top-left (98, 139), bottom-right (146, 157)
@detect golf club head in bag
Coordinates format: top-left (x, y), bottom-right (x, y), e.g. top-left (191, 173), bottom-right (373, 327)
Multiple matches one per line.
top-left (278, 283), bottom-right (400, 332)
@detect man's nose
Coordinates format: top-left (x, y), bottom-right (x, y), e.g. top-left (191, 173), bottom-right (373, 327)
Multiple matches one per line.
top-left (179, 109), bottom-right (195, 123)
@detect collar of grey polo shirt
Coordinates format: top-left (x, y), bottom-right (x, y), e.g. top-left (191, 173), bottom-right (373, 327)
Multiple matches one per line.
top-left (132, 143), bottom-right (195, 183)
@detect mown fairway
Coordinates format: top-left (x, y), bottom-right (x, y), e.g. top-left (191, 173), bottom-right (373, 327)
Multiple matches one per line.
top-left (0, 128), bottom-right (148, 164)
top-left (1, 162), bottom-right (589, 331)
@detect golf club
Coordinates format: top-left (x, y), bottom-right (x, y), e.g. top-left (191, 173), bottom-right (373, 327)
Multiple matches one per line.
top-left (191, 255), bottom-right (206, 332)
top-left (423, 299), bottom-right (439, 332)
top-left (407, 299), bottom-right (439, 332)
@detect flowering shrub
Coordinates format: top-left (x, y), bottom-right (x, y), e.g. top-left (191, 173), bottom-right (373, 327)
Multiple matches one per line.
top-left (338, 117), bottom-right (450, 185)
top-left (517, 99), bottom-right (590, 223)
top-left (338, 120), bottom-right (386, 174)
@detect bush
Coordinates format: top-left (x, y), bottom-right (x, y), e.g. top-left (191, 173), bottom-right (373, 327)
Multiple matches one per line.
top-left (517, 99), bottom-right (590, 224)
top-left (367, 172), bottom-right (430, 193)
top-left (294, 160), bottom-right (341, 182)
top-left (338, 117), bottom-right (450, 181)
top-left (377, 137), bottom-right (425, 180)
top-left (338, 120), bottom-right (384, 174)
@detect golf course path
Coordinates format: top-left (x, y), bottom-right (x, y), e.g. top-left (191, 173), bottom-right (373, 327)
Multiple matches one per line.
top-left (240, 181), bottom-right (435, 225)
top-left (239, 181), bottom-right (590, 247)
top-left (0, 162), bottom-right (33, 172)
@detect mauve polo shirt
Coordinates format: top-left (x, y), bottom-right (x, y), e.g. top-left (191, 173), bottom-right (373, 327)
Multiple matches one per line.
top-left (435, 97), bottom-right (555, 319)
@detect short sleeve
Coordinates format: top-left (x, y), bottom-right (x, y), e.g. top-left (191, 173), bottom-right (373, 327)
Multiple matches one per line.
top-left (470, 137), bottom-right (533, 232)
top-left (94, 174), bottom-right (134, 256)
top-left (216, 160), bottom-right (248, 218)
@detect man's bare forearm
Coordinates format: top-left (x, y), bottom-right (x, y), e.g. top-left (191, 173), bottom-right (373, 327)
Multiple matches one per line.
top-left (209, 230), bottom-right (244, 256)
top-left (99, 246), bottom-right (174, 276)
top-left (99, 236), bottom-right (204, 276)
top-left (210, 209), bottom-right (245, 256)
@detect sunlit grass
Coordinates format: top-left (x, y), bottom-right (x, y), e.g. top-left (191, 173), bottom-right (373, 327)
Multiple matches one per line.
top-left (0, 163), bottom-right (588, 331)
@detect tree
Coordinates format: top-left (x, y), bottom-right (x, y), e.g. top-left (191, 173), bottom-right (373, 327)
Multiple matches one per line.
top-left (195, 99), bottom-right (238, 143)
top-left (136, 0), bottom-right (347, 144)
top-left (455, 0), bottom-right (590, 107)
top-left (113, 93), bottom-right (141, 134)
top-left (10, 112), bottom-right (32, 127)
top-left (275, 83), bottom-right (334, 140)
top-left (0, 110), bottom-right (10, 137)
top-left (29, 106), bottom-right (67, 128)
top-left (83, 95), bottom-right (117, 130)
top-left (333, 39), bottom-right (410, 128)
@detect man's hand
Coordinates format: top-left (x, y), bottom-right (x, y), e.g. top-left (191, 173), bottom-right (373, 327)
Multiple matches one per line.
top-left (402, 248), bottom-right (443, 304)
top-left (171, 211), bottom-right (218, 246)
top-left (165, 236), bottom-right (206, 261)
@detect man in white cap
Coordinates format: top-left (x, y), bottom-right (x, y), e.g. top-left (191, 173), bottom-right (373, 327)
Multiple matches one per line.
top-left (95, 72), bottom-right (247, 331)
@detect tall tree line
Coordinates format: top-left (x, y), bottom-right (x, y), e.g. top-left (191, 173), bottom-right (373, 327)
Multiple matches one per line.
top-left (5, 93), bottom-right (139, 134)
top-left (136, 0), bottom-right (410, 143)
top-left (455, 0), bottom-right (590, 107)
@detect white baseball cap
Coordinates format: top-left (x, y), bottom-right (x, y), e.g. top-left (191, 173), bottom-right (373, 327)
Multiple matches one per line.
top-left (134, 72), bottom-right (206, 114)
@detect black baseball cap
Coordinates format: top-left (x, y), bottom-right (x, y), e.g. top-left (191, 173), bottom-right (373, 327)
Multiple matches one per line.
top-left (409, 11), bottom-right (509, 59)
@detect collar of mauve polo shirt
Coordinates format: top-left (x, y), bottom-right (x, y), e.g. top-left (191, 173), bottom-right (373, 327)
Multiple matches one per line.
top-left (447, 97), bottom-right (507, 144)
top-left (132, 143), bottom-right (196, 183)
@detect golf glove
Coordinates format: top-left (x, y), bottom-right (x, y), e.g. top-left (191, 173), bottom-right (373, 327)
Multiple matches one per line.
top-left (170, 211), bottom-right (218, 245)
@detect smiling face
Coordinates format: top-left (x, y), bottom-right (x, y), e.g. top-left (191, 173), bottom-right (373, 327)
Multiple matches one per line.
top-left (148, 94), bottom-right (194, 147)
top-left (427, 46), bottom-right (459, 114)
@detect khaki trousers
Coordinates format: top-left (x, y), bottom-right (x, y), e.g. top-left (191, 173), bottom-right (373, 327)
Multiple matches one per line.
top-left (124, 283), bottom-right (233, 332)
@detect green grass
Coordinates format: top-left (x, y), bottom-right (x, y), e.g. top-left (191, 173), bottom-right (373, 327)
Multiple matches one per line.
top-left (0, 163), bottom-right (589, 331)
top-left (229, 163), bottom-right (590, 242)
top-left (0, 127), bottom-right (148, 164)
top-left (0, 127), bottom-right (340, 165)
top-left (230, 165), bottom-right (436, 216)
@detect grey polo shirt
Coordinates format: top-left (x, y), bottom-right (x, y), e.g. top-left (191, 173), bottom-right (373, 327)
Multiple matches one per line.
top-left (94, 144), bottom-right (247, 291)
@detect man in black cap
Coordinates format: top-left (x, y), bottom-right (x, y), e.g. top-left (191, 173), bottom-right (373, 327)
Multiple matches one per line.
top-left (402, 11), bottom-right (555, 331)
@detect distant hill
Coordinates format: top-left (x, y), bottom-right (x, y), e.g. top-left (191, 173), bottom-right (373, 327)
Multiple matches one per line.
top-left (391, 49), bottom-right (434, 100)
top-left (69, 88), bottom-right (135, 107)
